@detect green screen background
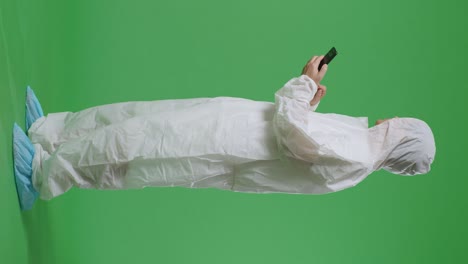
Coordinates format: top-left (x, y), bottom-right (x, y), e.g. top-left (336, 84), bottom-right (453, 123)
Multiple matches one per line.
top-left (1, 0), bottom-right (466, 263)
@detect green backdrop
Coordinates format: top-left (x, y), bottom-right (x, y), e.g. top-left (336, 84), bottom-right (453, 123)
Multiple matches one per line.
top-left (1, 0), bottom-right (467, 263)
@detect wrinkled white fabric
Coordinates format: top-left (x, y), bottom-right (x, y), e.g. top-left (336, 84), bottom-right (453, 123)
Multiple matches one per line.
top-left (29, 75), bottom-right (436, 200)
top-left (370, 117), bottom-right (436, 175)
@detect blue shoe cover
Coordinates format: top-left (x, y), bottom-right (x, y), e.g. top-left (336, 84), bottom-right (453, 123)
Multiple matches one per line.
top-left (13, 123), bottom-right (39, 211)
top-left (26, 86), bottom-right (44, 132)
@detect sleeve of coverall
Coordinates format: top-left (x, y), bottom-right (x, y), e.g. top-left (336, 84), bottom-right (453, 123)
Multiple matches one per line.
top-left (272, 74), bottom-right (323, 163)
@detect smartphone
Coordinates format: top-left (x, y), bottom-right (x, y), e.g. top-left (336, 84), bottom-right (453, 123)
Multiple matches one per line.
top-left (318, 47), bottom-right (338, 71)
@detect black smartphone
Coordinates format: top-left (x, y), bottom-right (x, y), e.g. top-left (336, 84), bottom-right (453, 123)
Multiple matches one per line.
top-left (318, 47), bottom-right (338, 71)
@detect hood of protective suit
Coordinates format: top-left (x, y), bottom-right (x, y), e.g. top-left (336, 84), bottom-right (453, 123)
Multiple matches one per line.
top-left (369, 117), bottom-right (436, 175)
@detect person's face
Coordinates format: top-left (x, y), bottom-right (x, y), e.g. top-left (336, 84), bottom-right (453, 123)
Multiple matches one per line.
top-left (375, 116), bottom-right (399, 126)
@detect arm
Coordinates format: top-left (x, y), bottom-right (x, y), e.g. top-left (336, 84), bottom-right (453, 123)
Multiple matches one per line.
top-left (273, 74), bottom-right (322, 162)
top-left (272, 55), bottom-right (329, 162)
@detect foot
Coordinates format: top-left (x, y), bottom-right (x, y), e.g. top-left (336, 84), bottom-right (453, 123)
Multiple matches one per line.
top-left (26, 86), bottom-right (44, 132)
top-left (13, 123), bottom-right (39, 210)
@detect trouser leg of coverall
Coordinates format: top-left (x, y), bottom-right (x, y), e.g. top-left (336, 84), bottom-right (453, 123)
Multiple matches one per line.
top-left (32, 110), bottom-right (235, 200)
top-left (28, 98), bottom-right (213, 153)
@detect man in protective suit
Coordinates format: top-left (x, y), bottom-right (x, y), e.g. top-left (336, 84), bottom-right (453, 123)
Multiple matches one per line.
top-left (13, 55), bottom-right (436, 210)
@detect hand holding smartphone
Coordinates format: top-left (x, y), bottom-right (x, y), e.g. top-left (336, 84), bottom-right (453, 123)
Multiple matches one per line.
top-left (301, 47), bottom-right (338, 84)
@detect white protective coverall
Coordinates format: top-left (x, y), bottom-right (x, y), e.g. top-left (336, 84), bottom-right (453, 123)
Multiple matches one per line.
top-left (29, 75), bottom-right (436, 200)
